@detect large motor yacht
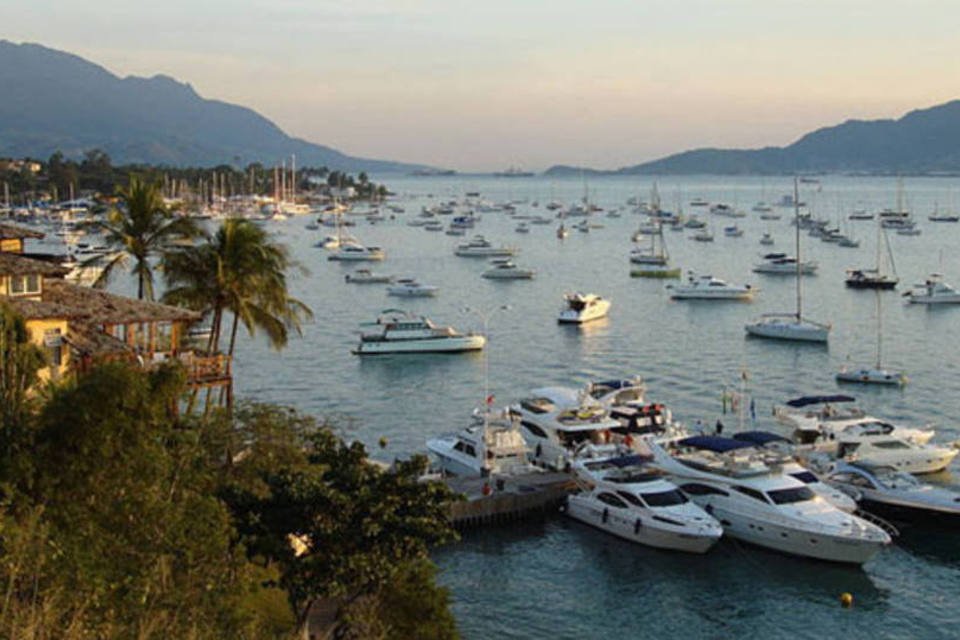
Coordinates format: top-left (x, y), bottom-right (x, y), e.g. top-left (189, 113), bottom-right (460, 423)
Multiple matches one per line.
top-left (752, 253), bottom-right (818, 275)
top-left (558, 292), bottom-right (611, 323)
top-left (649, 436), bottom-right (892, 564)
top-left (327, 241), bottom-right (385, 261)
top-left (427, 407), bottom-right (536, 478)
top-left (511, 387), bottom-right (622, 470)
top-left (386, 278), bottom-right (439, 297)
top-left (828, 433), bottom-right (957, 475)
top-left (352, 310), bottom-right (485, 355)
top-left (666, 273), bottom-right (756, 300)
top-left (774, 395), bottom-right (934, 445)
top-left (565, 454), bottom-right (724, 554)
top-left (454, 235), bottom-right (518, 257)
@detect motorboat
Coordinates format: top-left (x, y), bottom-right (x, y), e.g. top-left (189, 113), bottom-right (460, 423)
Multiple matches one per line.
top-left (710, 203), bottom-right (745, 218)
top-left (328, 241), bottom-right (385, 261)
top-left (565, 454), bottom-right (724, 553)
top-left (386, 278), bottom-right (439, 297)
top-left (558, 292), bottom-right (611, 323)
top-left (729, 431), bottom-right (858, 513)
top-left (586, 376), bottom-right (646, 409)
top-left (759, 233), bottom-right (775, 246)
top-left (752, 253), bottom-right (818, 275)
top-left (825, 462), bottom-right (960, 525)
top-left (427, 407), bottom-right (537, 477)
top-left (649, 436), bottom-right (892, 564)
top-left (666, 273), bottom-right (756, 301)
top-left (904, 274), bottom-right (960, 304)
top-left (723, 224), bottom-right (744, 237)
top-left (515, 222), bottom-right (530, 233)
top-left (352, 310), bottom-right (483, 354)
top-left (829, 434), bottom-right (957, 475)
top-left (745, 179), bottom-right (830, 343)
top-left (482, 259), bottom-right (535, 280)
top-left (684, 216), bottom-right (707, 229)
top-left (692, 229), bottom-right (714, 242)
top-left (454, 235), bottom-right (518, 257)
top-left (774, 395), bottom-right (934, 445)
top-left (511, 387), bottom-right (623, 470)
top-left (345, 269), bottom-right (394, 284)
top-left (845, 269), bottom-right (898, 290)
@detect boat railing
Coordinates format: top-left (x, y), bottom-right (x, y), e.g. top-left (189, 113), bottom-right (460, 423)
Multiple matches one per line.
top-left (854, 509), bottom-right (900, 538)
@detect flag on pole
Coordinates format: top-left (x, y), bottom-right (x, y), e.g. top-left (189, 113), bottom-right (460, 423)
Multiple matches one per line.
top-left (486, 394), bottom-right (495, 406)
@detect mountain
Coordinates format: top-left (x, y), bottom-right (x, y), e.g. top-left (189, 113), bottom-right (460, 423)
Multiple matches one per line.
top-left (545, 100), bottom-right (960, 176)
top-left (0, 41), bottom-right (431, 173)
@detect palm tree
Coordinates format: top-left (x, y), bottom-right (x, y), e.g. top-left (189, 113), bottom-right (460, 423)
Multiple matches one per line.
top-left (162, 218), bottom-right (312, 358)
top-left (90, 175), bottom-right (199, 300)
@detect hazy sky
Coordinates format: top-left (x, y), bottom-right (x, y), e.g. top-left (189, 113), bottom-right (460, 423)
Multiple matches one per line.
top-left (4, 0), bottom-right (960, 170)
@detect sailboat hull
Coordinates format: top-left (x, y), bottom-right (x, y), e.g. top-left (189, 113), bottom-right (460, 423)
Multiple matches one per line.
top-left (845, 279), bottom-right (897, 290)
top-left (745, 319), bottom-right (829, 342)
top-left (835, 369), bottom-right (906, 385)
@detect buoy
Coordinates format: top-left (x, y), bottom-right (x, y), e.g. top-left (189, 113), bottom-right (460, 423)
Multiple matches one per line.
top-left (840, 592), bottom-right (854, 608)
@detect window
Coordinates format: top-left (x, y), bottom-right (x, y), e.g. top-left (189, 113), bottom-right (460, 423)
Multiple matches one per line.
top-left (766, 486), bottom-right (815, 505)
top-left (521, 421), bottom-right (547, 439)
top-left (9, 274), bottom-right (40, 295)
top-left (616, 491), bottom-right (644, 507)
top-left (596, 492), bottom-right (628, 509)
top-left (732, 486), bottom-right (770, 503)
top-left (790, 471), bottom-right (819, 484)
top-left (464, 444), bottom-right (476, 458)
top-left (679, 483), bottom-right (728, 497)
top-left (872, 440), bottom-right (909, 450)
top-left (44, 329), bottom-right (63, 367)
top-left (641, 490), bottom-right (689, 507)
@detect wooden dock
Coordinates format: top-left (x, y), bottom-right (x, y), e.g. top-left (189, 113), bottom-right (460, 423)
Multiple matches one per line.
top-left (445, 471), bottom-right (575, 528)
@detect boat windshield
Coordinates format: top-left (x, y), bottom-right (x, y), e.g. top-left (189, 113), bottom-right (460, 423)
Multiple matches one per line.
top-left (766, 486), bottom-right (815, 505)
top-left (790, 471), bottom-right (819, 484)
top-left (640, 489), bottom-right (689, 507)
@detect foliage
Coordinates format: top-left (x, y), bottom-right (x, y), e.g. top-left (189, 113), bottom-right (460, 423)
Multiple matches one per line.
top-left (163, 218), bottom-right (312, 355)
top-left (90, 175), bottom-right (200, 299)
top-left (0, 303), bottom-right (45, 475)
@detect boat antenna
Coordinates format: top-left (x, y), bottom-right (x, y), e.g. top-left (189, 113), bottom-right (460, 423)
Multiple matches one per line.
top-left (794, 177), bottom-right (802, 322)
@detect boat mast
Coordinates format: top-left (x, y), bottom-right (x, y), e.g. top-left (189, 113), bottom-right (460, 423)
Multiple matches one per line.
top-left (794, 177), bottom-right (802, 322)
top-left (875, 289), bottom-right (883, 370)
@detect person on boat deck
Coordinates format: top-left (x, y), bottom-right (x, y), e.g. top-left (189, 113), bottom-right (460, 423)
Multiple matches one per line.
top-left (715, 420), bottom-right (724, 435)
top-left (694, 419), bottom-right (704, 434)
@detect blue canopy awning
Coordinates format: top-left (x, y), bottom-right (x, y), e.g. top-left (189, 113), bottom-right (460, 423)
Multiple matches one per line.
top-left (677, 436), bottom-right (754, 453)
top-left (732, 431), bottom-right (790, 446)
top-left (785, 395), bottom-right (856, 408)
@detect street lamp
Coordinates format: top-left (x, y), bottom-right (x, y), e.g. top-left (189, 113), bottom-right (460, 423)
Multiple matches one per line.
top-left (461, 304), bottom-right (511, 411)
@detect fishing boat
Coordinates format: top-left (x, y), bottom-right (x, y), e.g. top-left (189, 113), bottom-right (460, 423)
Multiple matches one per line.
top-left (745, 179), bottom-right (831, 343)
top-left (903, 273), bottom-right (960, 304)
top-left (352, 310), bottom-right (483, 354)
top-left (427, 407), bottom-right (536, 477)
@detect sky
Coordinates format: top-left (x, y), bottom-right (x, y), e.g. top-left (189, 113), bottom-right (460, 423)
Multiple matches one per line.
top-left (4, 0), bottom-right (960, 171)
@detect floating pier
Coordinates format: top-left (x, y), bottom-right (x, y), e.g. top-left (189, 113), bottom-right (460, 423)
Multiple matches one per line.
top-left (445, 471), bottom-right (575, 528)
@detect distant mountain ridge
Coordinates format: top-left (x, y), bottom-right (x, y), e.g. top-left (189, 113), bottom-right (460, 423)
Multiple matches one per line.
top-left (0, 40), bottom-right (430, 173)
top-left (546, 100), bottom-right (960, 176)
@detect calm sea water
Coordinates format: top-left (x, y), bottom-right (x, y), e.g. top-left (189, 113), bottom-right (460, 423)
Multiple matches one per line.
top-left (230, 174), bottom-right (960, 639)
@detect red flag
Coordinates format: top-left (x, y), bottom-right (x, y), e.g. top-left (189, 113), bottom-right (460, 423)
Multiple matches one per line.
top-left (486, 394), bottom-right (495, 406)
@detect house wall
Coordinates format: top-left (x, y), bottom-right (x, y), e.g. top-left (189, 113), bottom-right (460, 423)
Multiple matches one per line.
top-left (0, 238), bottom-right (24, 254)
top-left (25, 317), bottom-right (71, 382)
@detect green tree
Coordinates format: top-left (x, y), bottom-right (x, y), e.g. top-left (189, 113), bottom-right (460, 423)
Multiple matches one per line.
top-left (0, 304), bottom-right (46, 476)
top-left (91, 175), bottom-right (199, 300)
top-left (163, 218), bottom-right (312, 356)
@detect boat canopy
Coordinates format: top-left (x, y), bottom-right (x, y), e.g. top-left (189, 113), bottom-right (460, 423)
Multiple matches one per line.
top-left (732, 431), bottom-right (791, 446)
top-left (603, 454), bottom-right (654, 468)
top-left (785, 394), bottom-right (856, 408)
top-left (677, 436), bottom-right (754, 453)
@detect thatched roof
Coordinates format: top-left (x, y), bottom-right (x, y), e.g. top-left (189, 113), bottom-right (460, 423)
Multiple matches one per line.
top-left (63, 322), bottom-right (132, 357)
top-left (0, 223), bottom-right (45, 240)
top-left (42, 280), bottom-right (201, 325)
top-left (0, 252), bottom-right (70, 277)
top-left (1, 296), bottom-right (85, 320)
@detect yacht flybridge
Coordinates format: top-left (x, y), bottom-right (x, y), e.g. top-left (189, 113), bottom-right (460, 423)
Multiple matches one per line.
top-left (650, 436), bottom-right (892, 564)
top-left (352, 310), bottom-right (485, 355)
top-left (566, 454), bottom-right (724, 554)
top-left (774, 395), bottom-right (935, 445)
top-left (558, 293), bottom-right (611, 323)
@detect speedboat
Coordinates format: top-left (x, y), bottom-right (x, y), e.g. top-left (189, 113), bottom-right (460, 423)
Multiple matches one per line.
top-left (774, 395), bottom-right (935, 445)
top-left (558, 292), bottom-right (611, 323)
top-left (845, 269), bottom-right (898, 290)
top-left (566, 454), bottom-right (723, 553)
top-left (427, 407), bottom-right (537, 477)
top-left (386, 278), bottom-right (439, 297)
top-left (511, 387), bottom-right (622, 470)
top-left (904, 273), bottom-right (960, 304)
top-left (752, 253), bottom-right (818, 275)
top-left (825, 462), bottom-right (960, 525)
top-left (744, 313), bottom-right (831, 343)
top-left (482, 259), bottom-right (535, 280)
top-left (649, 436), bottom-right (892, 564)
top-left (586, 376), bottom-right (646, 408)
top-left (345, 269), bottom-right (394, 284)
top-left (666, 273), bottom-right (755, 300)
top-left (352, 310), bottom-right (484, 354)
top-left (454, 235), bottom-right (518, 257)
top-left (328, 241), bottom-right (385, 261)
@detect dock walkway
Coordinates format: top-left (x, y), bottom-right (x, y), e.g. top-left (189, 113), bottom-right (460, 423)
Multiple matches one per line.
top-left (445, 471), bottom-right (575, 527)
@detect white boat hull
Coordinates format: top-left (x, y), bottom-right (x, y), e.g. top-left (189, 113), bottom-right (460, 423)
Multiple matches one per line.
top-left (354, 335), bottom-right (485, 355)
top-left (565, 495), bottom-right (721, 554)
top-left (836, 368), bottom-right (906, 386)
top-left (558, 300), bottom-right (611, 323)
top-left (745, 319), bottom-right (829, 342)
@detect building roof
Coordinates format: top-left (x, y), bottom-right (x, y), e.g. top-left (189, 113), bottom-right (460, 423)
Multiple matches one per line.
top-left (1, 296), bottom-right (86, 320)
top-left (0, 252), bottom-right (71, 277)
top-left (63, 321), bottom-right (133, 357)
top-left (42, 280), bottom-right (202, 325)
top-left (0, 223), bottom-right (45, 240)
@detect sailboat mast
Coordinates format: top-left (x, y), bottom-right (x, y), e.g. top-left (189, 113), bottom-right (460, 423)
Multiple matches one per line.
top-left (875, 289), bottom-right (883, 370)
top-left (794, 177), bottom-right (802, 322)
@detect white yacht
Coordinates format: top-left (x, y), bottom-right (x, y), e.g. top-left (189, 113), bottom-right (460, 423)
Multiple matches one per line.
top-left (352, 310), bottom-right (484, 355)
top-left (511, 387), bottom-right (622, 470)
top-left (586, 376), bottom-right (646, 409)
top-left (830, 433), bottom-right (957, 475)
top-left (328, 241), bottom-right (385, 261)
top-left (752, 253), bottom-right (818, 275)
top-left (650, 436), bottom-right (892, 564)
top-left (454, 235), bottom-right (518, 257)
top-left (482, 259), bottom-right (535, 280)
top-left (427, 407), bottom-right (537, 477)
top-left (558, 292), bottom-right (611, 323)
top-left (566, 454), bottom-right (724, 554)
top-left (386, 278), bottom-right (439, 297)
top-left (666, 273), bottom-right (756, 301)
top-left (904, 273), bottom-right (960, 304)
top-left (774, 395), bottom-right (935, 445)
top-left (759, 233), bottom-right (775, 246)
top-left (344, 269), bottom-right (393, 284)
top-left (825, 462), bottom-right (960, 525)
